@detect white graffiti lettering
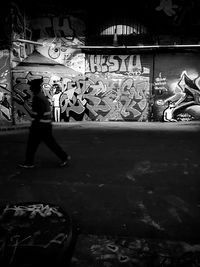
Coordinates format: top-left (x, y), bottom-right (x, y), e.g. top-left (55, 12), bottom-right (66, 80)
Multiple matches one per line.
top-left (87, 55), bottom-right (142, 74)
top-left (2, 204), bottom-right (64, 219)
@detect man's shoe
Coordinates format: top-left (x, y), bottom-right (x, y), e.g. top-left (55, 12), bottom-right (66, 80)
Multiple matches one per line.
top-left (18, 163), bottom-right (35, 169)
top-left (59, 155), bottom-right (71, 167)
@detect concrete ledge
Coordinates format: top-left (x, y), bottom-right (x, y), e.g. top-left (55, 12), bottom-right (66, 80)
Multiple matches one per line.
top-left (0, 123), bottom-right (30, 131)
top-left (1, 121), bottom-right (200, 133)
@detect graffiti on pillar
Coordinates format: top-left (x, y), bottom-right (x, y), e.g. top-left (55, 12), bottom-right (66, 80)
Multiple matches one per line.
top-left (0, 50), bottom-right (12, 125)
top-left (154, 71), bottom-right (200, 121)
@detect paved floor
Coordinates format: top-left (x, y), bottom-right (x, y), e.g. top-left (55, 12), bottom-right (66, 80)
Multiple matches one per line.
top-left (71, 234), bottom-right (200, 267)
top-left (0, 121), bottom-right (200, 249)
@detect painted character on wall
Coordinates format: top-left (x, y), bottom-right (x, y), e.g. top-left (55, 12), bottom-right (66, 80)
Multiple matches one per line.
top-left (52, 86), bottom-right (63, 122)
top-left (50, 75), bottom-right (63, 122)
top-left (163, 101), bottom-right (177, 122)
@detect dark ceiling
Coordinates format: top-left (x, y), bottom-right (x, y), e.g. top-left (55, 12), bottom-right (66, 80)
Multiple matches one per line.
top-left (10, 0), bottom-right (200, 37)
top-left (14, 0), bottom-right (154, 16)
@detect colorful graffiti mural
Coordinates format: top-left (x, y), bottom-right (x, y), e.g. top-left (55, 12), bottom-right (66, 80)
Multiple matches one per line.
top-left (12, 52), bottom-right (151, 123)
top-left (154, 71), bottom-right (200, 121)
top-left (0, 50), bottom-right (12, 126)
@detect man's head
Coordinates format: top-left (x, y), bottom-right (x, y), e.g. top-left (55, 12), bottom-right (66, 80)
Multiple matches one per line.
top-left (28, 78), bottom-right (43, 94)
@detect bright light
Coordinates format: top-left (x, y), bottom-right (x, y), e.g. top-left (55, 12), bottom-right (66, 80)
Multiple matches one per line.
top-left (101, 24), bottom-right (146, 36)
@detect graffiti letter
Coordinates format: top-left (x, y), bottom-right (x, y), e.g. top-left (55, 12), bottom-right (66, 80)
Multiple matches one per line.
top-left (127, 55), bottom-right (142, 72)
top-left (89, 55), bottom-right (101, 73)
top-left (101, 55), bottom-right (108, 73)
top-left (108, 55), bottom-right (119, 72)
top-left (119, 55), bottom-right (129, 72)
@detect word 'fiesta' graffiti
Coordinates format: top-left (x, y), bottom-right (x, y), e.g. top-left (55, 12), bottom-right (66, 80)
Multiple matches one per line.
top-left (86, 55), bottom-right (149, 75)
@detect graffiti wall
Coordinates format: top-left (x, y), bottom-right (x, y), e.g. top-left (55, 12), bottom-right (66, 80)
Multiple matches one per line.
top-left (84, 54), bottom-right (151, 121)
top-left (0, 50), bottom-right (12, 126)
top-left (153, 53), bottom-right (200, 121)
top-left (12, 51), bottom-right (152, 123)
top-left (11, 50), bottom-right (200, 123)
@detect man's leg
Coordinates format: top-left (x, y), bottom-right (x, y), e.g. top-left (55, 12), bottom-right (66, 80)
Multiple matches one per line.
top-left (24, 124), bottom-right (41, 165)
top-left (42, 124), bottom-right (69, 162)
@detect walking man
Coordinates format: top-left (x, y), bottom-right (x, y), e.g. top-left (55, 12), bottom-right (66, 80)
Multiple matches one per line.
top-left (19, 78), bottom-right (71, 168)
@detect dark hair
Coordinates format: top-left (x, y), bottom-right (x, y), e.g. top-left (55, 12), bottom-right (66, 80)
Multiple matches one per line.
top-left (28, 78), bottom-right (43, 94)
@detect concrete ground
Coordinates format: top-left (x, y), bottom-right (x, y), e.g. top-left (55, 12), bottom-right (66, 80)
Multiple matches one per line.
top-left (0, 121), bottom-right (200, 265)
